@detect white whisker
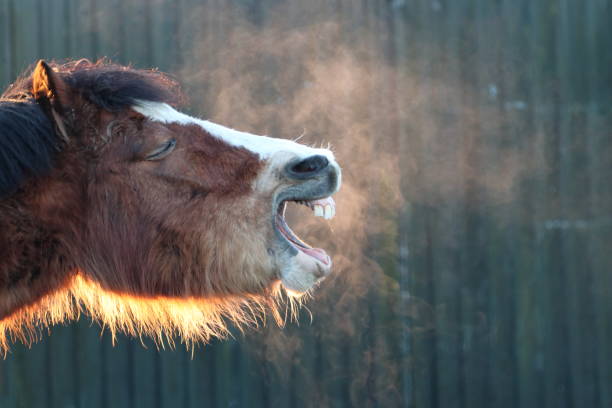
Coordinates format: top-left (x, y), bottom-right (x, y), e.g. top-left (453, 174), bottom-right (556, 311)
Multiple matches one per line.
top-left (293, 129), bottom-right (307, 142)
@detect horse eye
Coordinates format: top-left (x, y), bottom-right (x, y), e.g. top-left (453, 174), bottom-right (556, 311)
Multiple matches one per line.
top-left (145, 139), bottom-right (176, 161)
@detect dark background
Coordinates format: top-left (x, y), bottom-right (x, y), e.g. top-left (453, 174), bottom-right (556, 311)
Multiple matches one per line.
top-left (1, 0), bottom-right (611, 407)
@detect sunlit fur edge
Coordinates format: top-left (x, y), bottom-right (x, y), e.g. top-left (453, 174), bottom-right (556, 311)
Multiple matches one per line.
top-left (0, 273), bottom-right (306, 355)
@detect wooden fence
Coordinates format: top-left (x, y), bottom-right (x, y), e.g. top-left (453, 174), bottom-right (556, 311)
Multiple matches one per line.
top-left (1, 0), bottom-right (611, 407)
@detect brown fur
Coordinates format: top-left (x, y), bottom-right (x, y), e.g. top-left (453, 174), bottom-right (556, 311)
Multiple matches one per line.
top-left (0, 60), bottom-right (290, 351)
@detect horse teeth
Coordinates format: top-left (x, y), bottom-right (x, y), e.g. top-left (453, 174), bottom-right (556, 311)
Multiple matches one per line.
top-left (324, 205), bottom-right (333, 219)
top-left (314, 205), bottom-right (324, 217)
top-left (308, 197), bottom-right (335, 219)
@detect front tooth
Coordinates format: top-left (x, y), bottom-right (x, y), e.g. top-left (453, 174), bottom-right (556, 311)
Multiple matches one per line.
top-left (324, 205), bottom-right (333, 219)
top-left (314, 205), bottom-right (324, 217)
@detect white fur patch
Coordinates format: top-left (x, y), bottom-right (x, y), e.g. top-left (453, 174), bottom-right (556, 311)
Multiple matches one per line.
top-left (133, 101), bottom-right (337, 163)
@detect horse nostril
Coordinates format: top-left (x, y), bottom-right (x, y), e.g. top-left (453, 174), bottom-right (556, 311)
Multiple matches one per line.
top-left (287, 155), bottom-right (330, 179)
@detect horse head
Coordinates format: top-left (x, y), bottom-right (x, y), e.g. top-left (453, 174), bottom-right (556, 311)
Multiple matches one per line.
top-left (0, 60), bottom-right (341, 349)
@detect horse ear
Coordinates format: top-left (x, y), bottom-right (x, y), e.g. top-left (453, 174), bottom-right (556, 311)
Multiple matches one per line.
top-left (32, 60), bottom-right (70, 142)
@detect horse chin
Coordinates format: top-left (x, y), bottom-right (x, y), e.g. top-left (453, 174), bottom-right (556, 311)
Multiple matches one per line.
top-left (272, 199), bottom-right (334, 296)
top-left (278, 249), bottom-right (332, 296)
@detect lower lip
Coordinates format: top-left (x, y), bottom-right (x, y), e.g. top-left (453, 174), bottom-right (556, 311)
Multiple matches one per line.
top-left (275, 214), bottom-right (330, 265)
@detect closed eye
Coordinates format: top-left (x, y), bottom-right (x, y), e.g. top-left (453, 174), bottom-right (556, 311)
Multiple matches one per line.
top-left (145, 139), bottom-right (176, 161)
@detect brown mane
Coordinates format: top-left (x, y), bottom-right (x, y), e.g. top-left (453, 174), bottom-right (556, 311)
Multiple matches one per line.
top-left (2, 59), bottom-right (183, 108)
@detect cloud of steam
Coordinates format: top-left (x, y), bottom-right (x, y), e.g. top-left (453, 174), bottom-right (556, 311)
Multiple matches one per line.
top-left (172, 2), bottom-right (549, 405)
top-left (179, 5), bottom-right (403, 309)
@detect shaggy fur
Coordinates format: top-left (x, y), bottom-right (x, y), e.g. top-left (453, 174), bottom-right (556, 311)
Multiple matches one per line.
top-left (0, 60), bottom-right (293, 352)
top-left (0, 101), bottom-right (57, 198)
top-left (2, 59), bottom-right (183, 109)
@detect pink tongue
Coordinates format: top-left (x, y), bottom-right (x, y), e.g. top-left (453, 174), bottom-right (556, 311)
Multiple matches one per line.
top-left (300, 247), bottom-right (330, 265)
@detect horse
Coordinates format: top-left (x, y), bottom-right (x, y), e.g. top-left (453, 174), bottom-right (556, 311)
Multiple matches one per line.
top-left (0, 59), bottom-right (341, 351)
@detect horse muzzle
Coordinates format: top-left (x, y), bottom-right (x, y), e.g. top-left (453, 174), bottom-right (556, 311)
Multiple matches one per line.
top-left (272, 153), bottom-right (341, 295)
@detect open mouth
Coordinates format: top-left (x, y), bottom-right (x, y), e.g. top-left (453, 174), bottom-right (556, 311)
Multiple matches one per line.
top-left (275, 197), bottom-right (336, 266)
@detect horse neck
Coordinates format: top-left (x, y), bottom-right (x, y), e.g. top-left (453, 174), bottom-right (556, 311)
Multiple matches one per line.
top-left (0, 196), bottom-right (74, 318)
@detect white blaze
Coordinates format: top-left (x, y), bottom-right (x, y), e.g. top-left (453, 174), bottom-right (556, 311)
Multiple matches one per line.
top-left (133, 101), bottom-right (338, 164)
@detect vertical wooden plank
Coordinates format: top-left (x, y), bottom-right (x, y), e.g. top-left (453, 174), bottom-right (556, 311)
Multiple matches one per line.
top-left (46, 325), bottom-right (78, 408)
top-left (338, 2), bottom-right (362, 401)
top-left (522, 4), bottom-right (560, 408)
top-left (126, 341), bottom-right (136, 408)
top-left (159, 341), bottom-right (189, 408)
top-left (170, 0), bottom-right (183, 71)
top-left (0, 356), bottom-right (9, 407)
top-left (71, 313), bottom-right (81, 406)
top-left (17, 338), bottom-right (50, 408)
top-left (228, 340), bottom-right (245, 408)
top-left (293, 329), bottom-right (316, 408)
top-left (7, 0), bottom-right (17, 78)
top-left (131, 338), bottom-right (157, 408)
top-left (184, 345), bottom-right (202, 408)
top-left (149, 0), bottom-right (168, 71)
top-left (0, 0), bottom-right (6, 87)
top-left (74, 320), bottom-right (103, 408)
top-left (433, 203), bottom-right (464, 408)
top-left (390, 0), bottom-right (414, 405)
top-left (101, 333), bottom-right (131, 408)
top-left (363, 1), bottom-right (396, 406)
top-left (181, 345), bottom-right (192, 408)
top-left (410, 1), bottom-right (438, 408)
top-left (62, 0), bottom-right (73, 59)
top-left (516, 3), bottom-right (549, 407)
top-left (10, 0), bottom-right (35, 75)
top-left (201, 343), bottom-right (218, 407)
top-left (460, 2), bottom-right (491, 408)
top-left (589, 2), bottom-right (611, 406)
top-left (234, 337), bottom-right (253, 407)
top-left (538, 0), bottom-right (572, 406)
top-left (35, 0), bottom-right (46, 59)
top-left (558, 2), bottom-right (600, 407)
top-left (121, 0), bottom-right (143, 66)
top-left (434, 1), bottom-right (464, 407)
top-left (90, 0), bottom-right (99, 60)
top-left (45, 0), bottom-right (66, 60)
top-left (409, 207), bottom-right (437, 408)
top-left (556, 0), bottom-right (575, 405)
top-left (92, 0), bottom-right (113, 62)
top-left (69, 0), bottom-right (84, 59)
top-left (160, 346), bottom-right (180, 408)
top-left (143, 0), bottom-right (154, 66)
top-left (9, 344), bottom-right (29, 407)
top-left (489, 1), bottom-right (520, 406)
top-left (214, 339), bottom-right (233, 408)
top-left (1, 354), bottom-right (17, 407)
top-left (114, 0), bottom-right (126, 63)
top-left (378, 1), bottom-right (405, 406)
top-left (327, 1), bottom-right (367, 405)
